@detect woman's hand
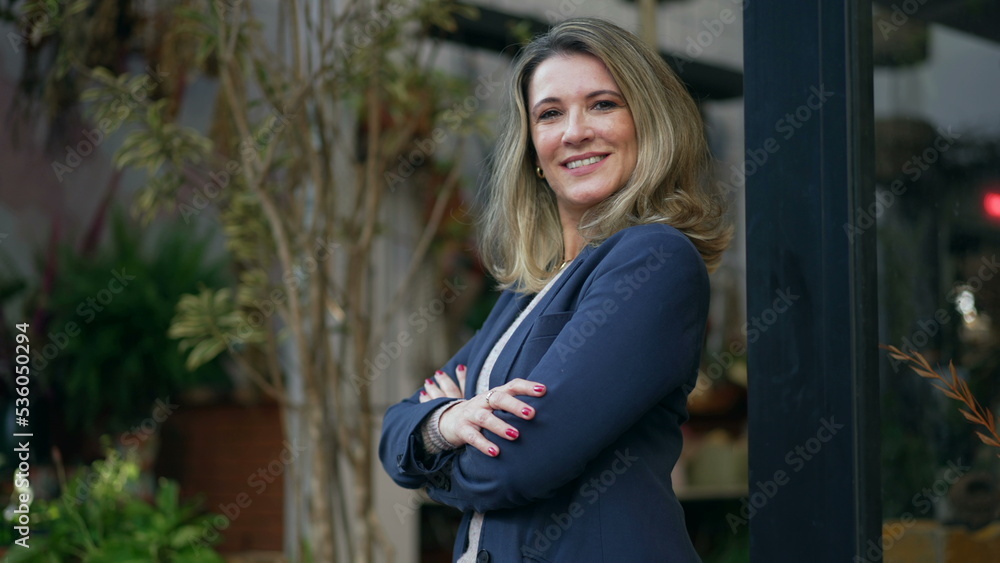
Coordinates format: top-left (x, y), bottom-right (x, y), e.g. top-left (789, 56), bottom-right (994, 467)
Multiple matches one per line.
top-left (417, 367), bottom-right (547, 456)
top-left (440, 378), bottom-right (546, 458)
top-left (419, 365), bottom-right (468, 401)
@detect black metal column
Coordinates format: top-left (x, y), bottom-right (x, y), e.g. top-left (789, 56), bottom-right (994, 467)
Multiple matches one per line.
top-left (744, 0), bottom-right (879, 560)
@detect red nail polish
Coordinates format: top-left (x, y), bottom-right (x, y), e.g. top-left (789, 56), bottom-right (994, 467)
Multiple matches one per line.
top-left (435, 370), bottom-right (445, 376)
top-left (425, 378), bottom-right (435, 385)
top-left (458, 364), bottom-right (466, 371)
top-left (533, 385), bottom-right (545, 393)
top-left (506, 428), bottom-right (519, 439)
top-left (488, 447), bottom-right (498, 457)
top-left (522, 407), bottom-right (532, 416)
top-left (420, 390), bottom-right (428, 396)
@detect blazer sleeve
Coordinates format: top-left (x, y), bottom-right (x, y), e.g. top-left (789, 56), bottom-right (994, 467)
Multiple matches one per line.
top-left (378, 292), bottom-right (517, 490)
top-left (425, 229), bottom-right (709, 512)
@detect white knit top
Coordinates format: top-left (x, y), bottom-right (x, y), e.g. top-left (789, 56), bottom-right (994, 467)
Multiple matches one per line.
top-left (421, 265), bottom-right (568, 561)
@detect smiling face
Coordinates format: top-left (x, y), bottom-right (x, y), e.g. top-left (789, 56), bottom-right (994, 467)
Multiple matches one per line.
top-left (528, 52), bottom-right (639, 228)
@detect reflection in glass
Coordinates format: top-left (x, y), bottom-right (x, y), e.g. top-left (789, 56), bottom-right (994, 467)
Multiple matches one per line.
top-left (874, 5), bottom-right (1000, 561)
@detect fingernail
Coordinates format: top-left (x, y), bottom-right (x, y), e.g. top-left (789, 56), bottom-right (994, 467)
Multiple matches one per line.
top-left (425, 378), bottom-right (435, 385)
top-left (435, 370), bottom-right (445, 376)
top-left (533, 385), bottom-right (545, 393)
top-left (420, 390), bottom-right (428, 396)
top-left (506, 428), bottom-right (519, 439)
top-left (458, 364), bottom-right (466, 371)
top-left (488, 447), bottom-right (498, 457)
top-left (522, 407), bottom-right (532, 416)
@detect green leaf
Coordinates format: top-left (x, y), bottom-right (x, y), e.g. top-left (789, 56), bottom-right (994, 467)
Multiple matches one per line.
top-left (186, 338), bottom-right (227, 371)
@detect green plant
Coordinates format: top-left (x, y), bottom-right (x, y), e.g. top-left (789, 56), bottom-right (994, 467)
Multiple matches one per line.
top-left (4, 446), bottom-right (226, 562)
top-left (41, 210), bottom-right (231, 432)
top-left (20, 0), bottom-right (486, 559)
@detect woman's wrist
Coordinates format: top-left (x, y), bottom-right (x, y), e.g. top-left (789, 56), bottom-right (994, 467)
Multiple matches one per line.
top-left (421, 400), bottom-right (464, 454)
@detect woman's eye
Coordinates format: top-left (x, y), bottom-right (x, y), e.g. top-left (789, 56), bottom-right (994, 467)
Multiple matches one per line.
top-left (538, 109), bottom-right (560, 120)
top-left (594, 100), bottom-right (619, 110)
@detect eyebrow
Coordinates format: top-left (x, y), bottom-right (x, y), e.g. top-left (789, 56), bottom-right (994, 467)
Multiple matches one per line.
top-left (531, 89), bottom-right (625, 114)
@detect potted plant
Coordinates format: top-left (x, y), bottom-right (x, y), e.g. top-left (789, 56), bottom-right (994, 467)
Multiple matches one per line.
top-left (36, 210), bottom-right (232, 460)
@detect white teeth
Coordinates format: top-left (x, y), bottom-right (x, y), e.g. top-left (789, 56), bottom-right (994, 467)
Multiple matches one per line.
top-left (566, 155), bottom-right (606, 169)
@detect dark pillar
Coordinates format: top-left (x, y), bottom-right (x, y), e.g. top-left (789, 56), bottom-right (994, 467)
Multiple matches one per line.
top-left (744, 0), bottom-right (880, 560)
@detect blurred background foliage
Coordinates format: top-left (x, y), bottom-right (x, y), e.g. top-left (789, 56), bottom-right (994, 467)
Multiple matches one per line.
top-left (1, 0), bottom-right (488, 560)
top-left (4, 445), bottom-right (226, 562)
top-left (39, 210), bottom-right (232, 433)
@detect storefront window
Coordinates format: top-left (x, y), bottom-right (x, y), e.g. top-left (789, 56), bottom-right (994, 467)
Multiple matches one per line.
top-left (874, 7), bottom-right (1000, 560)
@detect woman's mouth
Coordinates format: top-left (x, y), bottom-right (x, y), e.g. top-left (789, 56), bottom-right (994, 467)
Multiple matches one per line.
top-left (565, 154), bottom-right (608, 170)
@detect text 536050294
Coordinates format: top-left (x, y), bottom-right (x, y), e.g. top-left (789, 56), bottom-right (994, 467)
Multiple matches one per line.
top-left (12, 322), bottom-right (33, 549)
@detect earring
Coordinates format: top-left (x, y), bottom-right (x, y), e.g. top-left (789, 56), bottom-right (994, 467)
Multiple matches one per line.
top-left (535, 166), bottom-right (545, 179)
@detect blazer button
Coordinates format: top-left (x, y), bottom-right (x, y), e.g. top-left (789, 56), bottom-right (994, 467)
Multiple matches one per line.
top-left (476, 549), bottom-right (490, 563)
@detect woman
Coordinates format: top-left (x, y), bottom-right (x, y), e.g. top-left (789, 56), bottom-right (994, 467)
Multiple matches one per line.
top-left (379, 17), bottom-right (730, 562)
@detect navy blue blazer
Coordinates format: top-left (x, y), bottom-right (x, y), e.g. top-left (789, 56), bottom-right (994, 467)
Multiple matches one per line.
top-left (379, 223), bottom-right (708, 562)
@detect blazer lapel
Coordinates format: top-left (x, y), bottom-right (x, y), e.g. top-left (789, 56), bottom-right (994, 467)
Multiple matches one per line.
top-left (484, 252), bottom-right (590, 389)
top-left (464, 291), bottom-right (524, 398)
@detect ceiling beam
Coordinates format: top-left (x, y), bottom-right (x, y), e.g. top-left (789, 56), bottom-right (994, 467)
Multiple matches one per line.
top-left (430, 4), bottom-right (744, 101)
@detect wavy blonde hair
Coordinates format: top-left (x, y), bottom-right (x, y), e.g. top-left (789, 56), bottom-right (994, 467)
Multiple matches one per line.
top-left (478, 18), bottom-right (732, 293)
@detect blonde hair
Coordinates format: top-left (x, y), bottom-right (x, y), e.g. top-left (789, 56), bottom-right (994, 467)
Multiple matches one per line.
top-left (478, 18), bottom-right (732, 293)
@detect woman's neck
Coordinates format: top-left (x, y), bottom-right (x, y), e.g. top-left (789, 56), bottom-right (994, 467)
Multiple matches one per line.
top-left (561, 220), bottom-right (585, 263)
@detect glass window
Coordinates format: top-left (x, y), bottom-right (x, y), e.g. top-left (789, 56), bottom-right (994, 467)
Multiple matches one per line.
top-left (874, 7), bottom-right (1000, 561)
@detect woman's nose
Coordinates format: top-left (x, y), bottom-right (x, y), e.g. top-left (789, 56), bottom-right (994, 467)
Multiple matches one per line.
top-left (562, 110), bottom-right (593, 145)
